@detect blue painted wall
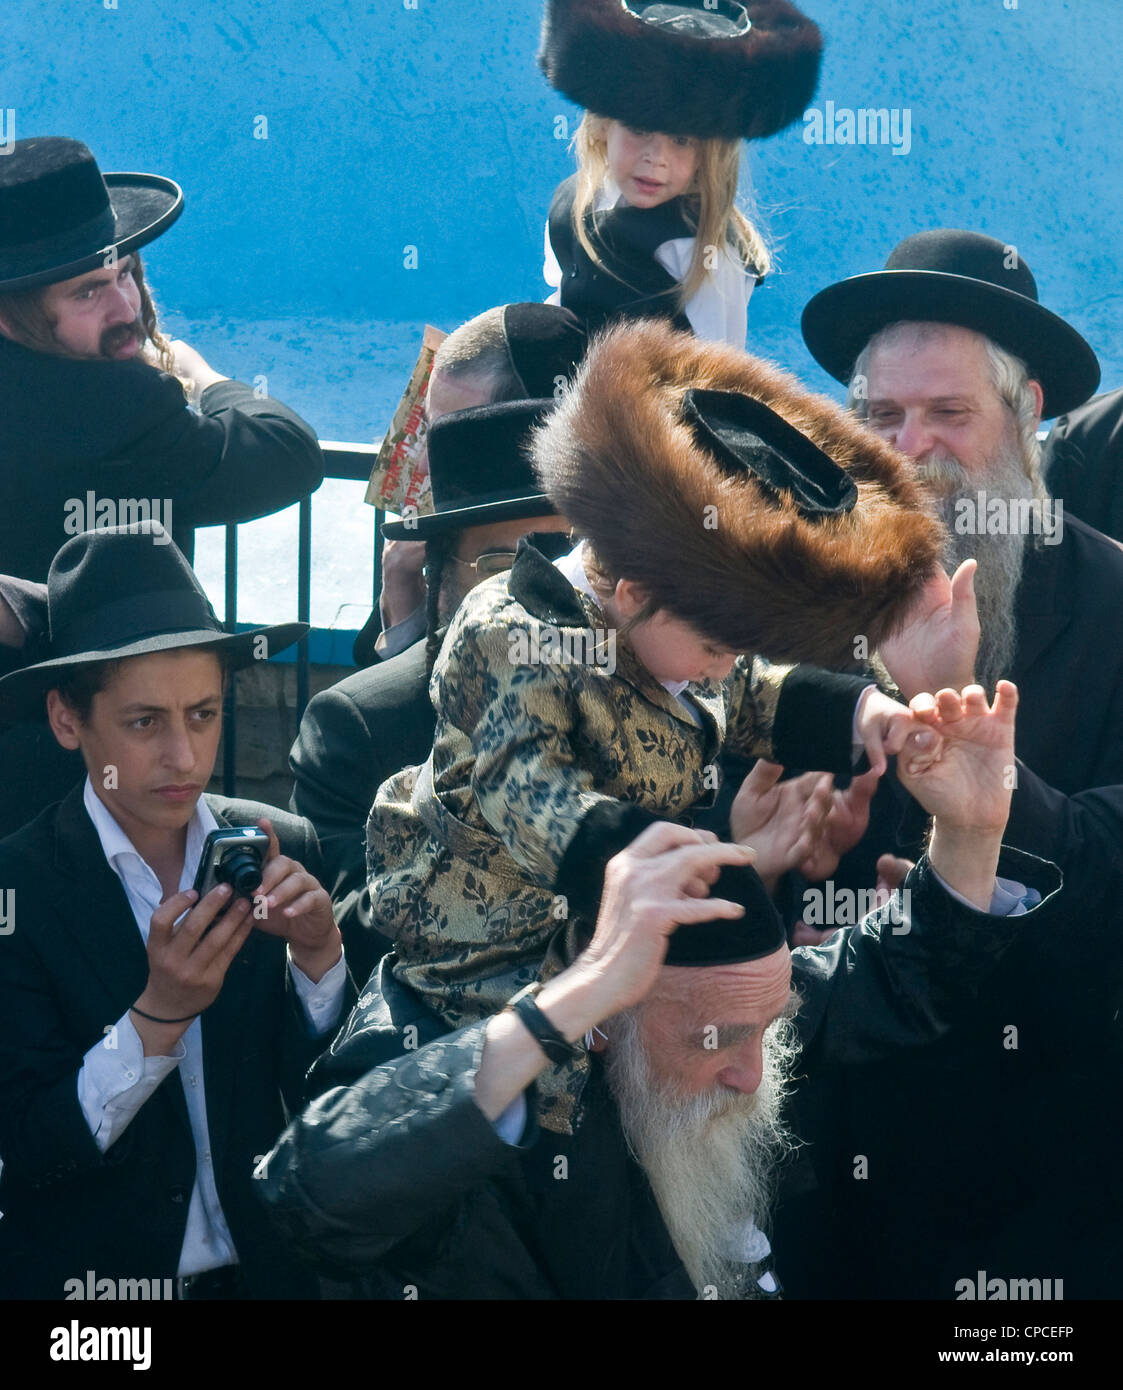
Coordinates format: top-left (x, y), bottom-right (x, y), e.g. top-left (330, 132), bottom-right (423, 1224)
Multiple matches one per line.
top-left (6, 0), bottom-right (1120, 444)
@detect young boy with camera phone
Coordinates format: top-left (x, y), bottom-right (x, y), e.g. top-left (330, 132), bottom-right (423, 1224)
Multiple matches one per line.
top-left (0, 523), bottom-right (352, 1300)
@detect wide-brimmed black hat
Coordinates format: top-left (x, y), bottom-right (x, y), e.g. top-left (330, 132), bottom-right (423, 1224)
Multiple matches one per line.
top-left (383, 400), bottom-right (559, 540)
top-left (538, 0), bottom-right (822, 141)
top-left (801, 229), bottom-right (1101, 420)
top-left (0, 136), bottom-right (183, 294)
top-left (0, 523), bottom-right (307, 725)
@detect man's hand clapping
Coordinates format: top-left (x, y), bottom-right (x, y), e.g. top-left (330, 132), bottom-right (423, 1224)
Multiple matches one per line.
top-left (729, 761), bottom-right (834, 893)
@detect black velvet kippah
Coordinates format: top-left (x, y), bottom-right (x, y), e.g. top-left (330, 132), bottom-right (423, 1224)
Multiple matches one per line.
top-left (502, 303), bottom-right (588, 400)
top-left (681, 387), bottom-right (858, 518)
top-left (553, 803), bottom-right (787, 969)
top-left (664, 863), bottom-right (788, 967)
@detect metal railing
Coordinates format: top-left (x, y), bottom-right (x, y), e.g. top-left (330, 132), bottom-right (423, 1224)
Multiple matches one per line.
top-left (220, 441), bottom-right (386, 796)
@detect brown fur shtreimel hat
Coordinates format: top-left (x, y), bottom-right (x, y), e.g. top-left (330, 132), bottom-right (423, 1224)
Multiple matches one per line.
top-left (531, 320), bottom-right (945, 669)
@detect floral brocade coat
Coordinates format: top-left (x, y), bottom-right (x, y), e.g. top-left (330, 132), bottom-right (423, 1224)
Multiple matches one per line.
top-left (367, 541), bottom-right (868, 1038)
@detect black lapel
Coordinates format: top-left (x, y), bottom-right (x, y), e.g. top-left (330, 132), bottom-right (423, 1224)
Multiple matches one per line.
top-left (48, 785), bottom-right (152, 1015)
top-left (1012, 535), bottom-right (1071, 679)
top-left (47, 784), bottom-right (193, 1142)
top-left (507, 540), bottom-right (588, 626)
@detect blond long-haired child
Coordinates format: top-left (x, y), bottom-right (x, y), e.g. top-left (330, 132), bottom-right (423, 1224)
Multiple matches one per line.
top-left (544, 112), bottom-right (770, 347)
top-left (537, 0), bottom-right (823, 348)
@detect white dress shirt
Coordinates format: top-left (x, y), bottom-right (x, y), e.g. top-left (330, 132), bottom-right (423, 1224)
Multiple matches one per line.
top-left (543, 178), bottom-right (757, 349)
top-left (75, 777), bottom-right (346, 1276)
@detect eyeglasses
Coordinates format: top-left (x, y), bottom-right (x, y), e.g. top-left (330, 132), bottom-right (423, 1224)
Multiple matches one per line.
top-left (448, 550), bottom-right (519, 580)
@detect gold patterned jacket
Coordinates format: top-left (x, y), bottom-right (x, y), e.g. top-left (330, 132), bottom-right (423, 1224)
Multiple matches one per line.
top-left (366, 542), bottom-right (870, 1129)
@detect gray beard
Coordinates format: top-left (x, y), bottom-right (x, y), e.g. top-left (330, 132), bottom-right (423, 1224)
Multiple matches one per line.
top-left (913, 447), bottom-right (1031, 695)
top-left (603, 1006), bottom-right (798, 1298)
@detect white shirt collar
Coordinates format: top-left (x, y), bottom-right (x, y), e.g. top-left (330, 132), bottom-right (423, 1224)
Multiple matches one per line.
top-left (83, 775), bottom-right (219, 892)
top-left (553, 542), bottom-right (692, 701)
top-left (600, 177), bottom-right (623, 210)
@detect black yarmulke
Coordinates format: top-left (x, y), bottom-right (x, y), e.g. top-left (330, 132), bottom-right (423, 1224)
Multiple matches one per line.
top-left (665, 863), bottom-right (787, 967)
top-left (502, 303), bottom-right (588, 400)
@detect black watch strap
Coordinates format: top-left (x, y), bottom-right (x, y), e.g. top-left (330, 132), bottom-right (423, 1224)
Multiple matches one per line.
top-left (509, 993), bottom-right (584, 1066)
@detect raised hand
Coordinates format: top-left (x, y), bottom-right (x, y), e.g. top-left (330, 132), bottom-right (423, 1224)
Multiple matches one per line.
top-left (878, 559), bottom-right (980, 700)
top-left (876, 853), bottom-right (915, 896)
top-left (574, 823), bottom-right (759, 1017)
top-left (798, 766), bottom-right (882, 882)
top-left (250, 818), bottom-right (342, 982)
top-left (379, 538), bottom-right (428, 630)
top-left (899, 682), bottom-right (1018, 830)
top-left (855, 688), bottom-right (943, 777)
top-left (476, 824), bottom-right (759, 1120)
top-left (729, 760), bottom-right (834, 894)
top-left (131, 885), bottom-right (254, 1054)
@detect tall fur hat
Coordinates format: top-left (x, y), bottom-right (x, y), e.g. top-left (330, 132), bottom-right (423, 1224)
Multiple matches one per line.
top-left (531, 320), bottom-right (945, 669)
top-left (538, 0), bottom-right (822, 142)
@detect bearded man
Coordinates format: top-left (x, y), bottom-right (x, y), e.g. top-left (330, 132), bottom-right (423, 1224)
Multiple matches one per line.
top-left (773, 229), bottom-right (1123, 1299)
top-left (0, 137), bottom-right (324, 581)
top-left (257, 677), bottom-right (1056, 1300)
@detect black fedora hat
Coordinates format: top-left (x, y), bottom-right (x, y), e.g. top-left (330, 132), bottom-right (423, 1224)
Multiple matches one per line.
top-left (0, 523), bottom-right (307, 725)
top-left (0, 137), bottom-right (183, 294)
top-left (801, 229), bottom-right (1101, 420)
top-left (538, 0), bottom-right (822, 142)
top-left (383, 399), bottom-right (559, 540)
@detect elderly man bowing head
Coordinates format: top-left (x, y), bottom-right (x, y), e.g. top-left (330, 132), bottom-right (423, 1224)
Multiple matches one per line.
top-left (258, 676), bottom-right (1058, 1300)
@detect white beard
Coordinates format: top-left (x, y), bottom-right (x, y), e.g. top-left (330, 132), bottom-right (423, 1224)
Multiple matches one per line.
top-left (913, 443), bottom-right (1033, 694)
top-left (603, 1007), bottom-right (798, 1298)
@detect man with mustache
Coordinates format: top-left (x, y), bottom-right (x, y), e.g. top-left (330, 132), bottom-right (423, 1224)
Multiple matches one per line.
top-left (257, 677), bottom-right (1057, 1299)
top-left (777, 229), bottom-right (1123, 1299)
top-left (0, 137), bottom-right (324, 582)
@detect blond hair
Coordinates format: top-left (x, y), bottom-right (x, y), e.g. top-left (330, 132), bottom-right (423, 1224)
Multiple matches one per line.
top-left (572, 113), bottom-right (771, 310)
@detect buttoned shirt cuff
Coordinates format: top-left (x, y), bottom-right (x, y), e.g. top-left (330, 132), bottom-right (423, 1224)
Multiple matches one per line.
top-left (77, 1011), bottom-right (185, 1153)
top-left (288, 949), bottom-right (348, 1035)
top-left (491, 1092), bottom-right (529, 1147)
top-left (928, 868), bottom-right (1039, 916)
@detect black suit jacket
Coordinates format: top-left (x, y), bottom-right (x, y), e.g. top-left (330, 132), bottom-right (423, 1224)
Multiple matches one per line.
top-left (257, 850), bottom-right (1059, 1298)
top-left (0, 787), bottom-right (354, 1299)
top-left (776, 514), bottom-right (1123, 1299)
top-left (289, 636), bottom-right (436, 986)
top-left (1042, 386), bottom-right (1123, 543)
top-left (0, 335), bottom-right (325, 580)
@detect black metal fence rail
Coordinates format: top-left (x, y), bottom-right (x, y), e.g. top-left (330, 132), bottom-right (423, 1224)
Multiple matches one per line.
top-left (221, 441), bottom-right (385, 797)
